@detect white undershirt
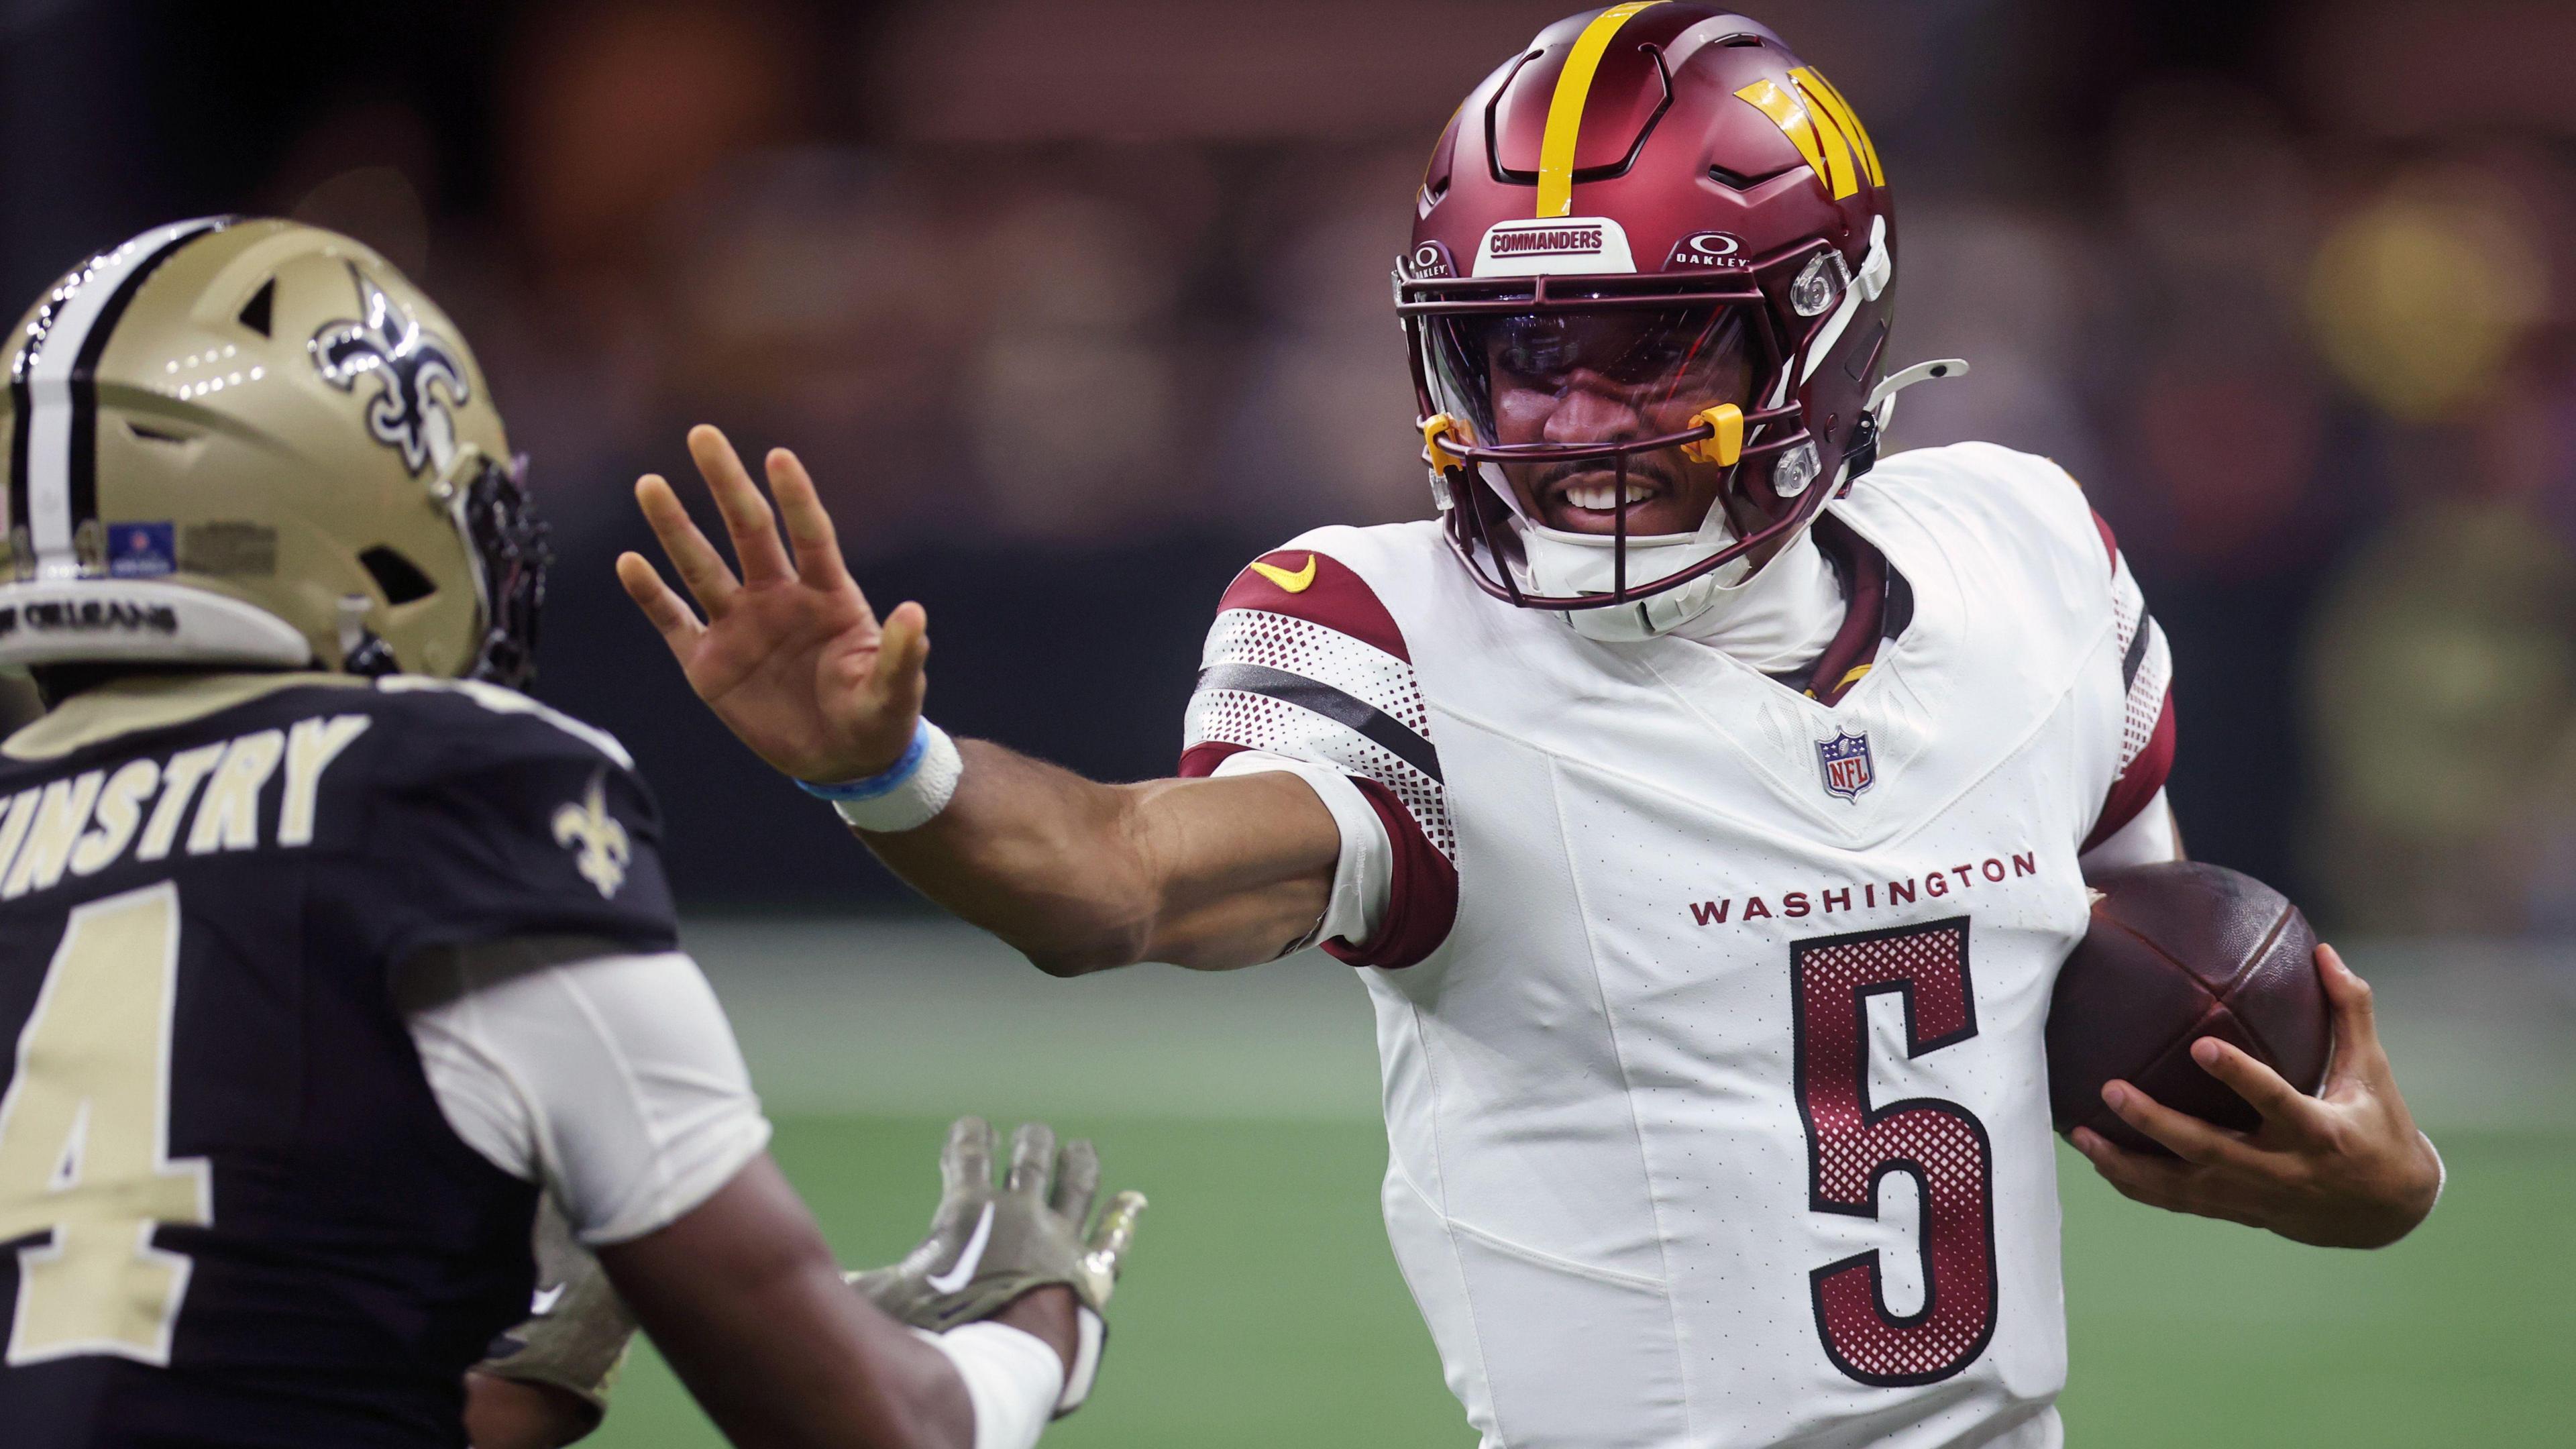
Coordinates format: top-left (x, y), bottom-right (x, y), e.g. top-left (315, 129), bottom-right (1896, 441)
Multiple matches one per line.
top-left (396, 942), bottom-right (773, 1246)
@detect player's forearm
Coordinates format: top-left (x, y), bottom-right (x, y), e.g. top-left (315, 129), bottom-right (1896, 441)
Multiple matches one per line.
top-left (602, 1159), bottom-right (977, 1449)
top-left (463, 1373), bottom-right (598, 1449)
top-left (854, 741), bottom-right (1338, 975)
top-left (853, 741), bottom-right (1165, 973)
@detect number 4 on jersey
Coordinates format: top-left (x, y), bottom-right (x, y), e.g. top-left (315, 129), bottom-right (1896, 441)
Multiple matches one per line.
top-left (1792, 916), bottom-right (1998, 1387)
top-left (0, 883), bottom-right (211, 1366)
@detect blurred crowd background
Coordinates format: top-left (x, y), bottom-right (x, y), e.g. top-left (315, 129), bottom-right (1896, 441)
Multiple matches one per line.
top-left (6, 0), bottom-right (2575, 930)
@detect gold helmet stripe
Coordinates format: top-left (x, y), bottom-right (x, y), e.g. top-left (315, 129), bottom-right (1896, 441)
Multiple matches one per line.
top-left (1536, 3), bottom-right (1663, 219)
top-left (1792, 67), bottom-right (1883, 189)
top-left (8, 218), bottom-right (229, 579)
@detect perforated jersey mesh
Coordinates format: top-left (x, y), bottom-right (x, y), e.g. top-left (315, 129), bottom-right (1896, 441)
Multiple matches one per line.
top-left (2108, 555), bottom-right (2170, 777)
top-left (1185, 608), bottom-right (1454, 862)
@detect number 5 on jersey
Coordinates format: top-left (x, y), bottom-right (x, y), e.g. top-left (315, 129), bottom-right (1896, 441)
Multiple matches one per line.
top-left (1792, 917), bottom-right (1998, 1386)
top-left (0, 883), bottom-right (211, 1365)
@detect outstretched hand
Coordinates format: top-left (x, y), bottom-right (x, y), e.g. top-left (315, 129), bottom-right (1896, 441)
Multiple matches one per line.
top-left (2071, 944), bottom-right (2443, 1248)
top-left (617, 425), bottom-right (926, 784)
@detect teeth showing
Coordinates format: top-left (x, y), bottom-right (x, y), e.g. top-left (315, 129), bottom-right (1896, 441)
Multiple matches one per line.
top-left (1563, 481), bottom-right (1654, 511)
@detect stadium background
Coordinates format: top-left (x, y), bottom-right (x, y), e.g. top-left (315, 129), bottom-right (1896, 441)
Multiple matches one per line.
top-left (3, 0), bottom-right (2571, 1442)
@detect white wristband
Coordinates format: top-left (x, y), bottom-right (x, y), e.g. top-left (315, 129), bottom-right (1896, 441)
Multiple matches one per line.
top-left (1056, 1307), bottom-right (1105, 1416)
top-left (911, 1321), bottom-right (1065, 1449)
top-left (806, 719), bottom-right (964, 833)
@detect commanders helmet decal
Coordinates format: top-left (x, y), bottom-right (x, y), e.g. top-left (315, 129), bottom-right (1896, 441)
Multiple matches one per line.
top-left (310, 264), bottom-right (470, 480)
top-left (6, 218), bottom-right (230, 580)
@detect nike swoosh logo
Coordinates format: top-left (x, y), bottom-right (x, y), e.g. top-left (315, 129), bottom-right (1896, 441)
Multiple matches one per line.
top-left (531, 1284), bottom-right (566, 1316)
top-left (926, 1203), bottom-right (996, 1293)
top-left (1247, 555), bottom-right (1317, 593)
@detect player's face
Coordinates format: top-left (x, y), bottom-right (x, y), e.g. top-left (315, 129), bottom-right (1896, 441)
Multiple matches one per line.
top-left (1477, 305), bottom-right (1756, 536)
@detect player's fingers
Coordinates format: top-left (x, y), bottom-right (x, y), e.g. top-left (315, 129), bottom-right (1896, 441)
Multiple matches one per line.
top-left (1051, 1139), bottom-right (1101, 1228)
top-left (2317, 945), bottom-right (2390, 1088)
top-left (2069, 1129), bottom-right (2191, 1212)
top-left (941, 1116), bottom-right (996, 1195)
top-left (1007, 1122), bottom-right (1057, 1199)
top-left (863, 602), bottom-right (932, 719)
top-left (766, 447), bottom-right (857, 596)
top-left (2189, 1037), bottom-right (2328, 1142)
top-left (2101, 1081), bottom-right (2263, 1173)
top-left (635, 474), bottom-right (739, 617)
top-left (614, 552), bottom-right (703, 656)
top-left (686, 424), bottom-right (795, 584)
top-left (1084, 1190), bottom-right (1148, 1277)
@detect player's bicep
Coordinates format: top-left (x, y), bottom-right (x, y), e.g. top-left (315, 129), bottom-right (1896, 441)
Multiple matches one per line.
top-left (1124, 768), bottom-right (1344, 971)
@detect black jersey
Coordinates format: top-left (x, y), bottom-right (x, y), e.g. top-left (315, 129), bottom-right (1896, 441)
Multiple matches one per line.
top-left (0, 675), bottom-right (676, 1448)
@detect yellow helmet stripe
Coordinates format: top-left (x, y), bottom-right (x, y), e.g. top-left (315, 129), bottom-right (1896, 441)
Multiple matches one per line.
top-left (1536, 3), bottom-right (1662, 218)
top-left (1732, 77), bottom-right (1831, 193)
top-left (1793, 66), bottom-right (1882, 189)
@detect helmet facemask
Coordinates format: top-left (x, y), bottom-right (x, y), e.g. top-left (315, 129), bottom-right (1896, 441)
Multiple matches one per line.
top-left (1402, 256), bottom-right (1841, 639)
top-left (453, 449), bottom-right (549, 689)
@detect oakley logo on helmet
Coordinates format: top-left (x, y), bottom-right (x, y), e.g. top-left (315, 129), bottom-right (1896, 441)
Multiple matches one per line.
top-left (311, 266), bottom-right (470, 478)
top-left (1473, 216), bottom-right (1636, 278)
top-left (1666, 232), bottom-right (1750, 270)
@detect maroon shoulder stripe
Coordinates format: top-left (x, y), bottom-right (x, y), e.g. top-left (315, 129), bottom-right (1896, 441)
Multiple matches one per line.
top-left (1217, 549), bottom-right (1409, 661)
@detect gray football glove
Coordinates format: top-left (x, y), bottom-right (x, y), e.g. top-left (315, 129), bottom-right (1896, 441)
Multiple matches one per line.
top-left (474, 1197), bottom-right (638, 1432)
top-left (848, 1118), bottom-right (1145, 1415)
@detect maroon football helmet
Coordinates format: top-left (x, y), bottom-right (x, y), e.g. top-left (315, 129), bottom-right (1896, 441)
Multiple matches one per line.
top-left (1401, 5), bottom-right (1939, 636)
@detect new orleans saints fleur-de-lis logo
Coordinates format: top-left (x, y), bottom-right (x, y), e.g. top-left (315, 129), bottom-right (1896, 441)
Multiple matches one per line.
top-left (310, 264), bottom-right (469, 477)
top-left (551, 773), bottom-right (631, 899)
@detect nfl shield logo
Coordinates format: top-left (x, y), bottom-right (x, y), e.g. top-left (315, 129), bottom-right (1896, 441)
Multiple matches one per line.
top-left (1817, 730), bottom-right (1875, 802)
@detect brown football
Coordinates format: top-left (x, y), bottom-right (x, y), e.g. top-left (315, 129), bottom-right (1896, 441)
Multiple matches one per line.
top-left (2046, 861), bottom-right (2330, 1155)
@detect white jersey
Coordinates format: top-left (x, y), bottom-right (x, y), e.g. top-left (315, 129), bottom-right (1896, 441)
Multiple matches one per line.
top-left (1181, 443), bottom-right (2176, 1449)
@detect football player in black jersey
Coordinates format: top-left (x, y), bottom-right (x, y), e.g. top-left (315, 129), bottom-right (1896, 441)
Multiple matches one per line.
top-left (0, 218), bottom-right (1142, 1449)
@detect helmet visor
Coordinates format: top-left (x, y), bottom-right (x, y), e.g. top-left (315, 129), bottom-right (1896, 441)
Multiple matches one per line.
top-left (1418, 302), bottom-right (1764, 452)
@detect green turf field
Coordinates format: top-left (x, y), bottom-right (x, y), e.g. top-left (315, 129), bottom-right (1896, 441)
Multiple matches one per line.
top-left (593, 1119), bottom-right (2573, 1448)
top-left (588, 924), bottom-right (2576, 1447)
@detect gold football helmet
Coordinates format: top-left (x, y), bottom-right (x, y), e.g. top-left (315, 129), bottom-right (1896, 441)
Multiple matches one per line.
top-left (0, 217), bottom-right (545, 684)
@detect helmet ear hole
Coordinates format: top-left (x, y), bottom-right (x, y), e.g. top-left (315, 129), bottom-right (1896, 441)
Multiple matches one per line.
top-left (236, 278), bottom-right (275, 338)
top-left (359, 546), bottom-right (436, 605)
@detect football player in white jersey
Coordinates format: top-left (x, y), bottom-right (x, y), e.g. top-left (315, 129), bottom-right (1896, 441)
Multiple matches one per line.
top-left (620, 7), bottom-right (2442, 1446)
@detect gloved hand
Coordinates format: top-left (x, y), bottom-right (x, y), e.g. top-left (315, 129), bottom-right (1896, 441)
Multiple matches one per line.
top-left (847, 1118), bottom-right (1145, 1415)
top-left (474, 1198), bottom-right (637, 1435)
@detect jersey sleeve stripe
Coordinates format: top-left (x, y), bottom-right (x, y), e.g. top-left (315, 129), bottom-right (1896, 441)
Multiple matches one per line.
top-left (1194, 663), bottom-right (1443, 784)
top-left (2085, 688), bottom-right (2174, 852)
top-left (1322, 780), bottom-right (1458, 971)
top-left (1177, 741), bottom-right (1248, 779)
top-left (2119, 606), bottom-right (2152, 690)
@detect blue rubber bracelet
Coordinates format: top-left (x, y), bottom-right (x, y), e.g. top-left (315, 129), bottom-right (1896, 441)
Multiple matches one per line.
top-left (796, 720), bottom-right (930, 801)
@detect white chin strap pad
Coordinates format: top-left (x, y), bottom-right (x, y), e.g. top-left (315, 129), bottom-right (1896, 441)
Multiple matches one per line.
top-left (0, 579), bottom-right (313, 669)
top-left (1514, 527), bottom-right (1751, 643)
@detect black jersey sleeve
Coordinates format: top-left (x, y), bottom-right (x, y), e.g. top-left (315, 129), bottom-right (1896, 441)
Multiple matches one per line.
top-left (354, 684), bottom-right (680, 964)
